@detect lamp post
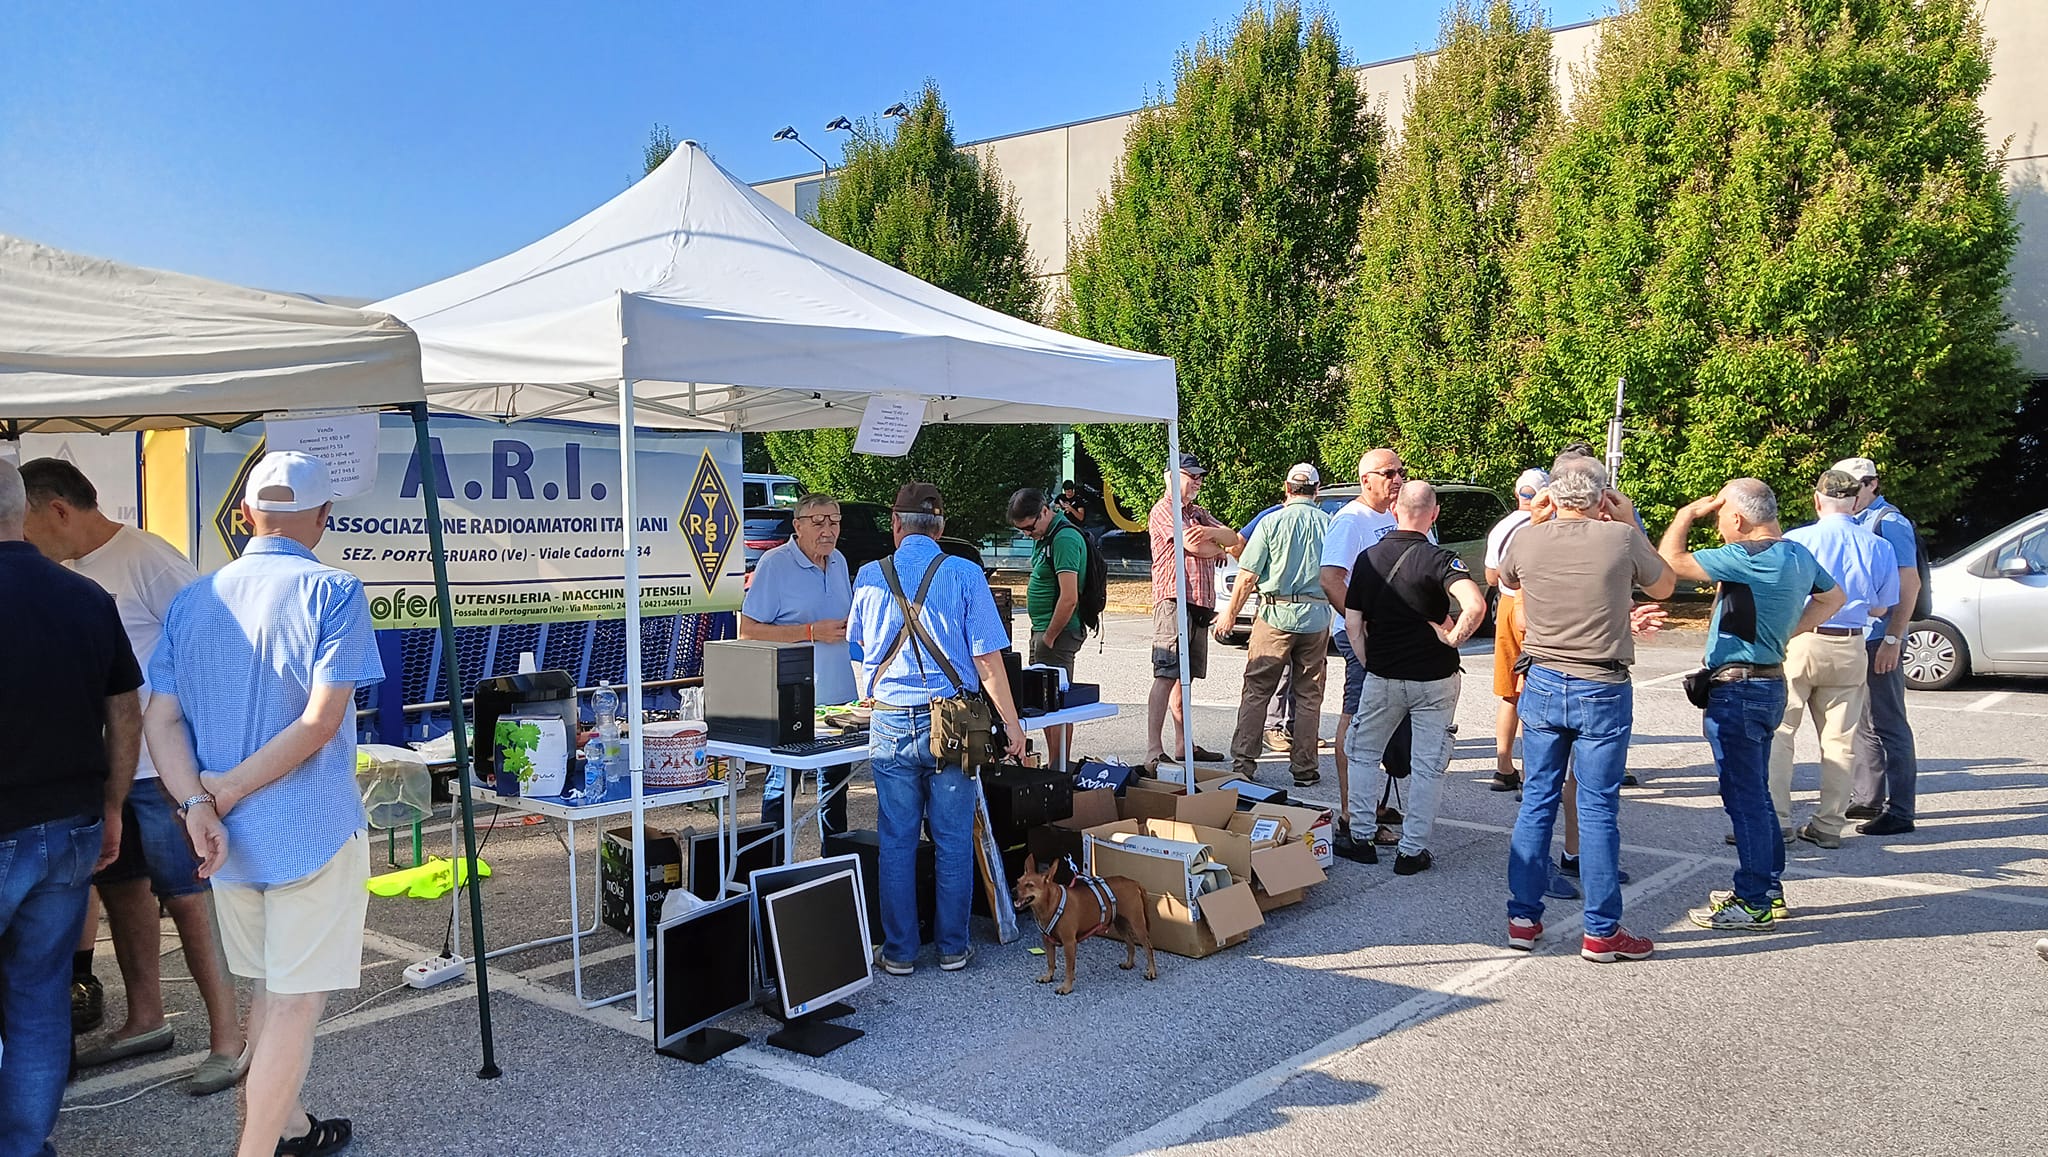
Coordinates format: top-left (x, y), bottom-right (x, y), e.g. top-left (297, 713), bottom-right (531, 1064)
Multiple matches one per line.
top-left (882, 102), bottom-right (910, 119)
top-left (772, 125), bottom-right (830, 180)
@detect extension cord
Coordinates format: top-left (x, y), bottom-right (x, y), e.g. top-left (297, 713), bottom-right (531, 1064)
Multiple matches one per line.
top-left (404, 955), bottom-right (468, 989)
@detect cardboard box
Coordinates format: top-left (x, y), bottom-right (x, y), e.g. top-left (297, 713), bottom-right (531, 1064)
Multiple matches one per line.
top-left (1027, 788), bottom-right (1119, 870)
top-left (1227, 813), bottom-right (1326, 910)
top-left (1120, 781), bottom-right (1239, 826)
top-left (599, 826), bottom-right (682, 935)
top-left (1084, 816), bottom-right (1263, 958)
top-left (1199, 776), bottom-right (1290, 807)
top-left (1247, 801), bottom-right (1335, 869)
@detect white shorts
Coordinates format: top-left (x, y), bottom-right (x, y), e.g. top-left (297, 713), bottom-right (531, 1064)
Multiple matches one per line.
top-left (213, 830), bottom-right (370, 994)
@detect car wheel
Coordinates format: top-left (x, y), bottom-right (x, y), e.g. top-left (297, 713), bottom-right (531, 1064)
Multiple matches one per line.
top-left (1902, 620), bottom-right (1967, 691)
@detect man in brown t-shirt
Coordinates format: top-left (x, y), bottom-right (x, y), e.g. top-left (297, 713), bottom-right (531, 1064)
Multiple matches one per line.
top-left (1498, 457), bottom-right (1675, 964)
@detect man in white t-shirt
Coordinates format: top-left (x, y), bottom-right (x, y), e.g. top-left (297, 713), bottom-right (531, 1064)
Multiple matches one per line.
top-left (1483, 468), bottom-right (1548, 793)
top-left (20, 459), bottom-right (245, 1094)
top-left (1317, 448), bottom-right (1409, 862)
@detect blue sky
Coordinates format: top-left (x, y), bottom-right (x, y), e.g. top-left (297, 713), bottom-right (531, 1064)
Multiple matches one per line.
top-left (0, 1), bottom-right (1610, 300)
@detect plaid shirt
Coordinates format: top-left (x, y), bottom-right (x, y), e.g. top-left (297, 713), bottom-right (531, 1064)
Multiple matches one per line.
top-left (1149, 495), bottom-right (1225, 607)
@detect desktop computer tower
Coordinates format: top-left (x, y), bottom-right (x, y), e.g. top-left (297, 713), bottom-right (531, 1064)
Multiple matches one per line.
top-left (704, 640), bottom-right (815, 748)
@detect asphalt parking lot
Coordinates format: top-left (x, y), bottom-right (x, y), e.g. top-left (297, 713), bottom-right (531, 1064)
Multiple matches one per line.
top-left (55, 611), bottom-right (2048, 1156)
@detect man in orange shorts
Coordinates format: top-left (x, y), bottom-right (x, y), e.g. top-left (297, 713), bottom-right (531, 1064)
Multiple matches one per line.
top-left (1485, 469), bottom-right (1548, 792)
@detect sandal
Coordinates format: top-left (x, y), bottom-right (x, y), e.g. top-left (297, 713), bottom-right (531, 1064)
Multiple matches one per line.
top-left (1373, 824), bottom-right (1402, 847)
top-left (276, 1110), bottom-right (352, 1156)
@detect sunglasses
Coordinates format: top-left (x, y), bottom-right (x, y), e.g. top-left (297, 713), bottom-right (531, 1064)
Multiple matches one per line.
top-left (1364, 467), bottom-right (1408, 479)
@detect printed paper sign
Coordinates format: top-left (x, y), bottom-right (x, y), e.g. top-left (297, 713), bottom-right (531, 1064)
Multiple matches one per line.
top-left (266, 410), bottom-right (379, 499)
top-left (2, 434), bottom-right (143, 526)
top-left (851, 394), bottom-right (923, 456)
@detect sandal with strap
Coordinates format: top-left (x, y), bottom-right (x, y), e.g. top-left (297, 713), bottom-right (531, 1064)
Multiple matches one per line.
top-left (276, 1111), bottom-right (352, 1156)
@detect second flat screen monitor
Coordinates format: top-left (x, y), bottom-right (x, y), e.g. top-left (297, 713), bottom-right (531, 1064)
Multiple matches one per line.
top-left (761, 869), bottom-right (872, 1019)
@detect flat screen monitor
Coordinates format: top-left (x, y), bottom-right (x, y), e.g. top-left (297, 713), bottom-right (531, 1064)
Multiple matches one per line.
top-left (761, 869), bottom-right (872, 1019)
top-left (654, 893), bottom-right (753, 1049)
top-left (748, 853), bottom-right (867, 984)
top-left (687, 823), bottom-right (786, 901)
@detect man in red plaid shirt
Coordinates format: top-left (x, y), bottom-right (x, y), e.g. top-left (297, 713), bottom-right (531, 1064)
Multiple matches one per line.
top-left (1144, 454), bottom-right (1241, 770)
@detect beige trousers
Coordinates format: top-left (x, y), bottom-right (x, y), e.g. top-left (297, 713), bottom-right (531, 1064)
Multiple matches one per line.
top-left (1768, 632), bottom-right (1869, 837)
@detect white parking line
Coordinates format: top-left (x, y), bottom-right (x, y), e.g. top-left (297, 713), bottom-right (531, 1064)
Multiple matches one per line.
top-left (1964, 691), bottom-right (2013, 712)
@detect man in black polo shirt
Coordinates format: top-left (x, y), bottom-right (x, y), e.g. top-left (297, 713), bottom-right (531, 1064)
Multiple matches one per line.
top-left (0, 458), bottom-right (144, 1156)
top-left (1343, 481), bottom-right (1487, 875)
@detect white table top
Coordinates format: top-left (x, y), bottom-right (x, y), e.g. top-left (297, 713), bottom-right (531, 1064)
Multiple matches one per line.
top-left (706, 700), bottom-right (1119, 768)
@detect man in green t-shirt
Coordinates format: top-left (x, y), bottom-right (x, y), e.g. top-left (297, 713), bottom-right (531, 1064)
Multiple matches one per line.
top-left (1009, 488), bottom-right (1089, 755)
top-left (1217, 464), bottom-right (1333, 787)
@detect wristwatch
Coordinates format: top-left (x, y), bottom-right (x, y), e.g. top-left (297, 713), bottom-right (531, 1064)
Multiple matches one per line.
top-left (1882, 635), bottom-right (1901, 646)
top-left (177, 792), bottom-right (217, 818)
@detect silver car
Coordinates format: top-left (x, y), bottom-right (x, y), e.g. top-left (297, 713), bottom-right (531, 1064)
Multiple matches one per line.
top-left (1903, 508), bottom-right (2048, 690)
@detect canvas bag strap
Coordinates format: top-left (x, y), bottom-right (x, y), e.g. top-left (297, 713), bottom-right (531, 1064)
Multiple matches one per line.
top-left (868, 554), bottom-right (948, 699)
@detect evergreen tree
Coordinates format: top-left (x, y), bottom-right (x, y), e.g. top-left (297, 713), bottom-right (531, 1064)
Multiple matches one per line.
top-left (762, 83), bottom-right (1054, 541)
top-left (1508, 0), bottom-right (2020, 526)
top-left (1342, 0), bottom-right (1555, 489)
top-left (1061, 2), bottom-right (1381, 525)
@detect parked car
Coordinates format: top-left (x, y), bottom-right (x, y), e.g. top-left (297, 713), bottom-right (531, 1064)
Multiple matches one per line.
top-left (1902, 508), bottom-right (2048, 690)
top-left (742, 472), bottom-right (803, 509)
top-left (1215, 482), bottom-right (1508, 642)
top-left (742, 501), bottom-right (986, 584)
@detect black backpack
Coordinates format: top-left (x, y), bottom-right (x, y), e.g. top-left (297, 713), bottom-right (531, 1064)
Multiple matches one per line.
top-left (1055, 522), bottom-right (1110, 636)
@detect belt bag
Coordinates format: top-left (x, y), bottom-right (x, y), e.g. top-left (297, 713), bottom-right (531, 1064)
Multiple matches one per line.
top-left (877, 555), bottom-right (996, 773)
top-left (1681, 667), bottom-right (1713, 709)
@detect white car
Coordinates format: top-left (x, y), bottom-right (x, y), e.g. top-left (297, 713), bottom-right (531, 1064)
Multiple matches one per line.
top-left (1902, 508), bottom-right (2048, 690)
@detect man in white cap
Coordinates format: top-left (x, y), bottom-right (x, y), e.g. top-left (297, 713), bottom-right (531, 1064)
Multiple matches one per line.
top-left (1836, 455), bottom-right (1923, 836)
top-left (1218, 463), bottom-right (1332, 787)
top-left (1483, 467), bottom-right (1549, 793)
top-left (145, 450), bottom-right (382, 1157)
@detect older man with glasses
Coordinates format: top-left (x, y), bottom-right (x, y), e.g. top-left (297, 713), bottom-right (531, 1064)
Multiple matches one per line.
top-left (1319, 448), bottom-right (1412, 862)
top-left (741, 492), bottom-right (857, 836)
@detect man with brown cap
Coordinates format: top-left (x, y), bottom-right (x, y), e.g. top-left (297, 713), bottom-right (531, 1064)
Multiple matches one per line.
top-left (848, 483), bottom-right (1026, 977)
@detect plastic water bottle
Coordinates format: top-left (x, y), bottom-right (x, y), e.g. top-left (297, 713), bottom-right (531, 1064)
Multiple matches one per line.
top-left (581, 737), bottom-right (608, 803)
top-left (592, 681), bottom-right (619, 734)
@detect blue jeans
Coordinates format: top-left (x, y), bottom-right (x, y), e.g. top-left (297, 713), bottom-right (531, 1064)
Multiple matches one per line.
top-left (870, 708), bottom-right (975, 962)
top-left (0, 814), bottom-right (104, 1157)
top-left (760, 762), bottom-right (852, 837)
top-left (1509, 667), bottom-right (1632, 937)
top-left (1706, 678), bottom-right (1787, 906)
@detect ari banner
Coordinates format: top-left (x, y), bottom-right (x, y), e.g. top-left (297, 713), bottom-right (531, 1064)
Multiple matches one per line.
top-left (193, 415), bottom-right (743, 629)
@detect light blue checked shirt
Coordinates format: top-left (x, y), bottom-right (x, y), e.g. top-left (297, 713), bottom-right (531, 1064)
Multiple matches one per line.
top-left (150, 536), bottom-right (384, 885)
top-left (848, 535), bottom-right (1007, 706)
top-left (1786, 513), bottom-right (1899, 630)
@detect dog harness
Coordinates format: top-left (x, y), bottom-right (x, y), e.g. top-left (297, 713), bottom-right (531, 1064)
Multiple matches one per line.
top-left (1036, 861), bottom-right (1120, 947)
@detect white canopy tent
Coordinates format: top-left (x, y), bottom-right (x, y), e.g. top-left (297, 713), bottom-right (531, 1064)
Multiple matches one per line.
top-left (0, 234), bottom-right (506, 1077)
top-left (375, 141), bottom-right (1202, 1022)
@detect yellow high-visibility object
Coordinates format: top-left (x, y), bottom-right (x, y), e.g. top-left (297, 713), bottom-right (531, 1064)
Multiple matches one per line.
top-left (366, 856), bottom-right (492, 900)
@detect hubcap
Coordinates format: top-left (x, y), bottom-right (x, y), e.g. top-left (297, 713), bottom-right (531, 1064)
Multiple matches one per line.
top-left (1902, 628), bottom-right (1956, 685)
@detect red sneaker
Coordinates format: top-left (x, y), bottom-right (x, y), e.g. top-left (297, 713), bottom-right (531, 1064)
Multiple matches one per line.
top-left (1507, 917), bottom-right (1542, 951)
top-left (1580, 927), bottom-right (1654, 963)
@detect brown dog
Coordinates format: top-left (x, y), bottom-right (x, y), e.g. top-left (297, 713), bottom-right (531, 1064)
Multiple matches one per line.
top-left (1011, 855), bottom-right (1158, 995)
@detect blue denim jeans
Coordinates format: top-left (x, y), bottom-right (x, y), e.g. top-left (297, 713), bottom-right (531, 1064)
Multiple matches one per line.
top-left (1706, 678), bottom-right (1788, 906)
top-left (0, 814), bottom-right (104, 1157)
top-left (870, 708), bottom-right (975, 962)
top-left (1509, 666), bottom-right (1632, 938)
top-left (760, 762), bottom-right (853, 838)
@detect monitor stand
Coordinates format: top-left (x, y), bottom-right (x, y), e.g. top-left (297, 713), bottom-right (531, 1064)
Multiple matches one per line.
top-left (766, 1009), bottom-right (863, 1057)
top-left (657, 1026), bottom-right (748, 1065)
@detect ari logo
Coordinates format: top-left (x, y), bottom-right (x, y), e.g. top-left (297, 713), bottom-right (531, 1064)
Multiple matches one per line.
top-left (680, 451), bottom-right (736, 591)
top-left (213, 440), bottom-right (268, 560)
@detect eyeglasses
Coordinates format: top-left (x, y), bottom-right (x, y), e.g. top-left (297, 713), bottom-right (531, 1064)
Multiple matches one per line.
top-left (1364, 467), bottom-right (1408, 479)
top-left (798, 515), bottom-right (842, 527)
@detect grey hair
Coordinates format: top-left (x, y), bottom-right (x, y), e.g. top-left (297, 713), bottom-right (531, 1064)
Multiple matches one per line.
top-left (1395, 480), bottom-right (1437, 520)
top-left (0, 459), bottom-right (25, 530)
top-left (1547, 460), bottom-right (1608, 511)
top-left (793, 492), bottom-right (840, 518)
top-left (896, 511), bottom-right (944, 538)
top-left (1284, 478), bottom-right (1317, 497)
top-left (1724, 478), bottom-right (1778, 525)
top-left (1814, 491), bottom-right (1857, 515)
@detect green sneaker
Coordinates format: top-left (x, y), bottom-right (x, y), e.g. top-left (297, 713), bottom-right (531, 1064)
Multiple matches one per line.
top-left (1708, 889), bottom-right (1788, 921)
top-left (1689, 893), bottom-right (1777, 931)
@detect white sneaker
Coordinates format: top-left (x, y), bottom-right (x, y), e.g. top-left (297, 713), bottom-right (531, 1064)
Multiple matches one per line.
top-left (2035, 937), bottom-right (2048, 964)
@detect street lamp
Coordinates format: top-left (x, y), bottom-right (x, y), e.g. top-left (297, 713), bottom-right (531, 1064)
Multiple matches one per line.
top-left (823, 116), bottom-right (853, 134)
top-left (882, 102), bottom-right (910, 119)
top-left (772, 125), bottom-right (830, 179)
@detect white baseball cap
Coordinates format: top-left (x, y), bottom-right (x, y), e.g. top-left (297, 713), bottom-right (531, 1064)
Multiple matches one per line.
top-left (1514, 468), bottom-right (1550, 498)
top-left (1831, 456), bottom-right (1879, 481)
top-left (244, 451), bottom-right (333, 512)
top-left (1287, 462), bottom-right (1320, 486)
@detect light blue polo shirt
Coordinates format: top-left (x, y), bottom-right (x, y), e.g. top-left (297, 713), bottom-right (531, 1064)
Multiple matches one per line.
top-left (742, 540), bottom-right (855, 705)
top-left (1696, 539), bottom-right (1835, 668)
top-left (847, 535), bottom-right (1007, 706)
top-left (1785, 514), bottom-right (1899, 630)
top-left (149, 536), bottom-right (383, 886)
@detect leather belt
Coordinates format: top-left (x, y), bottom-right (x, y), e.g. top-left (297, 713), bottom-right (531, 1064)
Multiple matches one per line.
top-left (1813, 626), bottom-right (1864, 637)
top-left (871, 702), bottom-right (934, 713)
top-left (1261, 593), bottom-right (1326, 604)
top-left (1710, 663), bottom-right (1784, 683)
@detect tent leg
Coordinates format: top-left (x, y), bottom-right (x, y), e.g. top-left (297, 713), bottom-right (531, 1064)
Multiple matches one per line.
top-left (619, 369), bottom-right (651, 1022)
top-left (410, 403), bottom-right (501, 1080)
top-left (1166, 420), bottom-right (1196, 789)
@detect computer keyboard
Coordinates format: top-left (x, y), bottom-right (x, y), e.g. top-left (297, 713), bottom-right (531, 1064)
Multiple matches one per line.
top-left (768, 732), bottom-right (870, 757)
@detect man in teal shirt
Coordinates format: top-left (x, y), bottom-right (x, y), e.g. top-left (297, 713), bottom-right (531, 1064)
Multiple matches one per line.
top-left (1218, 464), bottom-right (1333, 786)
top-left (1009, 487), bottom-right (1088, 756)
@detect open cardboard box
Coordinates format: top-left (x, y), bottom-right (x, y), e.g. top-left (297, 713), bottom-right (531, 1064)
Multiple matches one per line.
top-left (1120, 782), bottom-right (1239, 827)
top-left (1246, 800), bottom-right (1334, 869)
top-left (1027, 787), bottom-right (1120, 871)
top-left (1226, 812), bottom-right (1327, 910)
top-left (1083, 815), bottom-right (1262, 958)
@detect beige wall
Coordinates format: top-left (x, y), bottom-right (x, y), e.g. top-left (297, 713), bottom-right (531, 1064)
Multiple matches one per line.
top-left (755, 5), bottom-right (2046, 373)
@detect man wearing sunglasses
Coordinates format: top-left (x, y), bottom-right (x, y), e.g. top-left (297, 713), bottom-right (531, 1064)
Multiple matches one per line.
top-left (1009, 486), bottom-right (1088, 758)
top-left (741, 492), bottom-right (856, 836)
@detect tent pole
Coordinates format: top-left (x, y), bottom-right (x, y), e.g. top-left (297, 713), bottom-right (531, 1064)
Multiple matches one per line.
top-left (619, 342), bottom-right (652, 1022)
top-left (409, 402), bottom-right (500, 1080)
top-left (1166, 419), bottom-right (1196, 790)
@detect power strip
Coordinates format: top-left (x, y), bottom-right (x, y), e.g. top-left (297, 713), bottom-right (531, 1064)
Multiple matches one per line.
top-left (403, 955), bottom-right (468, 989)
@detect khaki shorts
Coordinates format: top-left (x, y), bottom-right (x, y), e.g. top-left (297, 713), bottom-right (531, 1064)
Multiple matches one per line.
top-left (214, 830), bottom-right (370, 994)
top-left (1492, 592), bottom-right (1526, 700)
top-left (1029, 630), bottom-right (1083, 678)
top-left (1150, 600), bottom-right (1210, 680)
